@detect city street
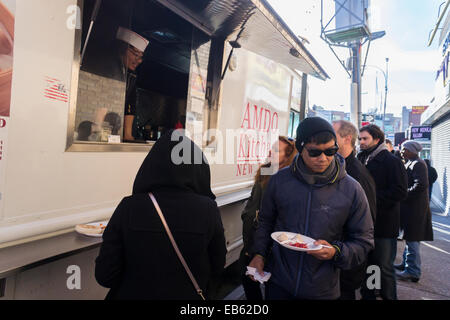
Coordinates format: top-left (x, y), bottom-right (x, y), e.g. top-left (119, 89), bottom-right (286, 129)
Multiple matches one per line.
top-left (224, 202), bottom-right (450, 301)
top-left (1, 0), bottom-right (450, 302)
top-left (396, 203), bottom-right (450, 300)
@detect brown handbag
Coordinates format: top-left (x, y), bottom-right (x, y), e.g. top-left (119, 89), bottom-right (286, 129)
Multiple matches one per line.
top-left (148, 193), bottom-right (206, 300)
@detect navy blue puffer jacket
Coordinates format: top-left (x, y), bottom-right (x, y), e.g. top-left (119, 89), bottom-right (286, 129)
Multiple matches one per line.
top-left (252, 154), bottom-right (374, 300)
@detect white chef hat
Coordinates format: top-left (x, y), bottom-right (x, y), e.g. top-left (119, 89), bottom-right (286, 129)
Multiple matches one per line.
top-left (116, 26), bottom-right (149, 52)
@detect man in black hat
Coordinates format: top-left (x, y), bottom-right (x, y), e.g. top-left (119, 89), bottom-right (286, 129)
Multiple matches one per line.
top-left (249, 117), bottom-right (374, 300)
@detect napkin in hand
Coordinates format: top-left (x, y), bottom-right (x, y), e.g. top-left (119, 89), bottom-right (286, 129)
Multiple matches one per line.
top-left (245, 266), bottom-right (271, 284)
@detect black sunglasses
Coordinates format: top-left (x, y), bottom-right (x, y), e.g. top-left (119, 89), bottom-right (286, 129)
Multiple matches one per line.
top-left (304, 146), bottom-right (339, 157)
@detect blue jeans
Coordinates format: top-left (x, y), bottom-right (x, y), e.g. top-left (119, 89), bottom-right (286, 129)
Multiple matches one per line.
top-left (400, 241), bottom-right (421, 278)
top-left (361, 238), bottom-right (398, 300)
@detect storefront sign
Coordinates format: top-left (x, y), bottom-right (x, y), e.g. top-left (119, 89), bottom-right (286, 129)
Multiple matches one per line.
top-left (0, 0), bottom-right (15, 218)
top-left (237, 102), bottom-right (279, 176)
top-left (410, 126), bottom-right (432, 140)
top-left (438, 30), bottom-right (450, 87)
top-left (412, 106), bottom-right (428, 114)
top-left (0, 117), bottom-right (7, 162)
top-left (442, 30), bottom-right (450, 56)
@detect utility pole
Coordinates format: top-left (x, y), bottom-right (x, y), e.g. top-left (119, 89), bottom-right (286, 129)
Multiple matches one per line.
top-left (321, 0), bottom-right (385, 130)
top-left (300, 73), bottom-right (308, 121)
top-left (350, 42), bottom-right (362, 129)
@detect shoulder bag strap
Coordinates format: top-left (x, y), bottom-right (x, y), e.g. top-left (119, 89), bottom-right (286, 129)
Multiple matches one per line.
top-left (148, 193), bottom-right (206, 301)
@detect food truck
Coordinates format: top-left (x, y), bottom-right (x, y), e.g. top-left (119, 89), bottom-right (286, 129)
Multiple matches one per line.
top-left (0, 0), bottom-right (328, 299)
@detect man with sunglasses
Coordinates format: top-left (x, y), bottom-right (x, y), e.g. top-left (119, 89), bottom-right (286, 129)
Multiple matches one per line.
top-left (250, 117), bottom-right (374, 300)
top-left (357, 124), bottom-right (408, 300)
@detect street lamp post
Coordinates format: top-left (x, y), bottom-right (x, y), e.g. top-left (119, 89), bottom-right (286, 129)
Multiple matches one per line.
top-left (382, 58), bottom-right (389, 131)
top-left (349, 34), bottom-right (386, 130)
top-left (365, 60), bottom-right (389, 130)
top-left (350, 42), bottom-right (362, 129)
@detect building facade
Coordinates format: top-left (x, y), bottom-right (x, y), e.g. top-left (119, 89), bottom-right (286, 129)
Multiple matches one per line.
top-left (422, 7), bottom-right (450, 215)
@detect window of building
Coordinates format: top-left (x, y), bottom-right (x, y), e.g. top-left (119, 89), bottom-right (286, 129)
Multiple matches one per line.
top-left (288, 109), bottom-right (300, 139)
top-left (290, 77), bottom-right (302, 112)
top-left (69, 0), bottom-right (211, 148)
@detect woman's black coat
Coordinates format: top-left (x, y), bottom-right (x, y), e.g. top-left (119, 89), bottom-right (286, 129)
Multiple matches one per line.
top-left (95, 132), bottom-right (227, 300)
top-left (400, 158), bottom-right (434, 242)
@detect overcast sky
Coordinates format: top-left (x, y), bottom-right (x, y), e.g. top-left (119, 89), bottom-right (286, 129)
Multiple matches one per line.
top-left (267, 0), bottom-right (443, 116)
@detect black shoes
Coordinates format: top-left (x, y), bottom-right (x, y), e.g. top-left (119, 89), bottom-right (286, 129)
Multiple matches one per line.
top-left (396, 271), bottom-right (420, 283)
top-left (394, 264), bottom-right (405, 271)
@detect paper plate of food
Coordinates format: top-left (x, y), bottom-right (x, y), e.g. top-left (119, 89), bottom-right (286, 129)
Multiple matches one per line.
top-left (271, 232), bottom-right (325, 252)
top-left (75, 221), bottom-right (109, 237)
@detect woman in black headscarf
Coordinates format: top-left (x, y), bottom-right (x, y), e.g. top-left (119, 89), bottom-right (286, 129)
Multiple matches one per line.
top-left (95, 131), bottom-right (227, 300)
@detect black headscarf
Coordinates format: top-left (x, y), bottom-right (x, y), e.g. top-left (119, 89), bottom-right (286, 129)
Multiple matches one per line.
top-left (132, 130), bottom-right (216, 200)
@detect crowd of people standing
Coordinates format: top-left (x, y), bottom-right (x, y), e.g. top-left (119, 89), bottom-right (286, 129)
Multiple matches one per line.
top-left (244, 119), bottom-right (435, 300)
top-left (95, 118), bottom-right (435, 300)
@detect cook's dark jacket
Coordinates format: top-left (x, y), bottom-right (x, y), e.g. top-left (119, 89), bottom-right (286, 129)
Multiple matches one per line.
top-left (95, 131), bottom-right (227, 300)
top-left (252, 154), bottom-right (374, 300)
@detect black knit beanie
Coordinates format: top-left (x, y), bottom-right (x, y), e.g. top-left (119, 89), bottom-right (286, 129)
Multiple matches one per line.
top-left (295, 117), bottom-right (337, 152)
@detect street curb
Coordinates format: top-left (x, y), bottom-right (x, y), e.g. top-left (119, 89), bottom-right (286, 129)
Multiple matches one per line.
top-left (223, 285), bottom-right (245, 300)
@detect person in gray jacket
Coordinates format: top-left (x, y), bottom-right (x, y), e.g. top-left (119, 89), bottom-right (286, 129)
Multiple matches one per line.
top-left (249, 117), bottom-right (374, 300)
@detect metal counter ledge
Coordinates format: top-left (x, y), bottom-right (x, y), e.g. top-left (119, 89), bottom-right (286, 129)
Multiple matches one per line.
top-left (0, 188), bottom-right (251, 279)
top-left (0, 231), bottom-right (102, 279)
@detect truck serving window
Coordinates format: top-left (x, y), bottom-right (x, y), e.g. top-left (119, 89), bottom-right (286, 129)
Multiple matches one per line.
top-left (68, 0), bottom-right (209, 150)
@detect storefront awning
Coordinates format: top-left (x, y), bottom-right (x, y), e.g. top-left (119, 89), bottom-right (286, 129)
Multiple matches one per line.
top-left (421, 99), bottom-right (450, 125)
top-left (156, 0), bottom-right (329, 80)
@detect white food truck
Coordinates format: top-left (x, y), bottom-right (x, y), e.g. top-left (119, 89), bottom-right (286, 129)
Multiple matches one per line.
top-left (0, 0), bottom-right (327, 299)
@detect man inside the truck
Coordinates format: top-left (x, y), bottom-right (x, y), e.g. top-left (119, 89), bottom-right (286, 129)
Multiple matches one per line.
top-left (78, 22), bottom-right (149, 143)
top-left (76, 0), bottom-right (194, 144)
top-left (115, 27), bottom-right (149, 142)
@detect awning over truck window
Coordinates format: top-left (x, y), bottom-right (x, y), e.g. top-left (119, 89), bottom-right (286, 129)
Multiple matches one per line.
top-left (156, 0), bottom-right (329, 80)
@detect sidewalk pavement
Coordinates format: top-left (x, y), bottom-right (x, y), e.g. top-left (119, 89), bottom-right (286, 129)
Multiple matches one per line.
top-left (430, 198), bottom-right (447, 216)
top-left (395, 200), bottom-right (450, 300)
top-left (225, 200), bottom-right (450, 301)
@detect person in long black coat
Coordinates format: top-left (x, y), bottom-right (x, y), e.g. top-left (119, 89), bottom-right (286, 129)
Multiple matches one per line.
top-left (333, 120), bottom-right (376, 300)
top-left (396, 141), bottom-right (434, 282)
top-left (95, 131), bottom-right (227, 300)
top-left (357, 124), bottom-right (408, 300)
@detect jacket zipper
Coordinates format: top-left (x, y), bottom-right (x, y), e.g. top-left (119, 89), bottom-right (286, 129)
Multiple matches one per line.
top-left (294, 186), bottom-right (312, 297)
